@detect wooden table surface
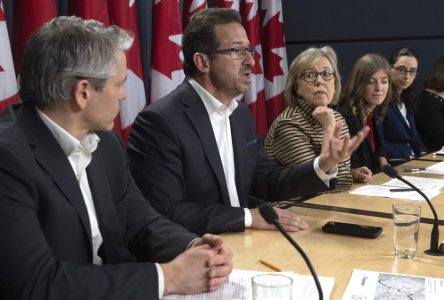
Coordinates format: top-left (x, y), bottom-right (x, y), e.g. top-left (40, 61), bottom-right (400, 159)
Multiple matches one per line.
top-left (222, 206), bottom-right (444, 300)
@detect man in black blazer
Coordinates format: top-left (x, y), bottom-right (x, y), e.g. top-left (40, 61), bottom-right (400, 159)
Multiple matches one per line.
top-left (0, 16), bottom-right (232, 300)
top-left (128, 8), bottom-right (368, 235)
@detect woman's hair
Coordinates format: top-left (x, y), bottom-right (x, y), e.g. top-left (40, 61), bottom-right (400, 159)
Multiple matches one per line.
top-left (19, 16), bottom-right (133, 108)
top-left (389, 47), bottom-right (419, 110)
top-left (425, 55), bottom-right (444, 92)
top-left (285, 45), bottom-right (341, 106)
top-left (340, 53), bottom-right (391, 122)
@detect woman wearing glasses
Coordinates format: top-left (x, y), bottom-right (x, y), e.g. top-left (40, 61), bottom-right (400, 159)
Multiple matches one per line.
top-left (337, 53), bottom-right (390, 174)
top-left (380, 48), bottom-right (426, 164)
top-left (416, 55), bottom-right (444, 150)
top-left (265, 46), bottom-right (367, 199)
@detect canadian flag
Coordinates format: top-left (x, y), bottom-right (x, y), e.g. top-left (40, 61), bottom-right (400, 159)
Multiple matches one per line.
top-left (239, 0), bottom-right (268, 136)
top-left (108, 0), bottom-right (146, 141)
top-left (150, 0), bottom-right (184, 102)
top-left (12, 0), bottom-right (57, 75)
top-left (68, 0), bottom-right (110, 25)
top-left (182, 0), bottom-right (207, 29)
top-left (0, 0), bottom-right (18, 112)
top-left (214, 0), bottom-right (239, 10)
top-left (261, 0), bottom-right (287, 127)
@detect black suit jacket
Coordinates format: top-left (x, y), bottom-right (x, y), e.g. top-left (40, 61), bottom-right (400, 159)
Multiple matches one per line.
top-left (380, 103), bottom-right (426, 160)
top-left (337, 104), bottom-right (386, 173)
top-left (128, 80), bottom-right (330, 235)
top-left (416, 90), bottom-right (444, 151)
top-left (0, 104), bottom-right (197, 300)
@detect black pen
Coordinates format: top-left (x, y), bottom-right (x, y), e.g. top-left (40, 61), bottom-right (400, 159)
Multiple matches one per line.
top-left (390, 188), bottom-right (415, 192)
top-left (403, 168), bottom-right (426, 172)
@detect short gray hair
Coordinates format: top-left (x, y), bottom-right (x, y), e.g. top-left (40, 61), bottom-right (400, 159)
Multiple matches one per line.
top-left (19, 16), bottom-right (134, 107)
top-left (286, 46), bottom-right (341, 106)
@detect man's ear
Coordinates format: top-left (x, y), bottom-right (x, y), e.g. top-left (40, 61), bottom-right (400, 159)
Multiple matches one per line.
top-left (72, 79), bottom-right (91, 110)
top-left (193, 52), bottom-right (210, 74)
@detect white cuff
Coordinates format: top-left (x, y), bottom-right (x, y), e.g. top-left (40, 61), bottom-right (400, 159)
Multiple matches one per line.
top-left (155, 263), bottom-right (164, 299)
top-left (313, 157), bottom-right (337, 187)
top-left (244, 208), bottom-right (252, 228)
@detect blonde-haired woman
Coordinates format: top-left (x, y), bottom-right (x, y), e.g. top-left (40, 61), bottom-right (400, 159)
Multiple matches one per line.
top-left (266, 46), bottom-right (369, 198)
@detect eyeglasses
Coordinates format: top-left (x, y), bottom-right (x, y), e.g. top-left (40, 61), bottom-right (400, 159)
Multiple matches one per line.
top-left (208, 47), bottom-right (254, 60)
top-left (392, 66), bottom-right (418, 76)
top-left (300, 70), bottom-right (335, 82)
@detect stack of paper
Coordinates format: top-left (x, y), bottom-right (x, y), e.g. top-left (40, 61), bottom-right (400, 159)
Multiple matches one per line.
top-left (342, 269), bottom-right (444, 299)
top-left (420, 161), bottom-right (444, 175)
top-left (162, 269), bottom-right (335, 300)
top-left (349, 176), bottom-right (444, 201)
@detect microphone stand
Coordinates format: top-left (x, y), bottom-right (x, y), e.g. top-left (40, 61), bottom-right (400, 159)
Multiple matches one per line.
top-left (259, 203), bottom-right (323, 300)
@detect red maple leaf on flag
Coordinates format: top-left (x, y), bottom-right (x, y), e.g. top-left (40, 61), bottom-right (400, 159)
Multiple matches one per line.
top-left (260, 10), bottom-right (286, 81)
top-left (0, 65), bottom-right (4, 72)
top-left (152, 1), bottom-right (183, 80)
top-left (242, 2), bottom-right (263, 75)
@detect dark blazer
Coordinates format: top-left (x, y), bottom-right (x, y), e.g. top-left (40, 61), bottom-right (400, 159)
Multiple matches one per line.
top-left (337, 104), bottom-right (386, 173)
top-left (381, 103), bottom-right (426, 161)
top-left (128, 80), bottom-right (330, 235)
top-left (0, 104), bottom-right (197, 300)
top-left (416, 90), bottom-right (444, 151)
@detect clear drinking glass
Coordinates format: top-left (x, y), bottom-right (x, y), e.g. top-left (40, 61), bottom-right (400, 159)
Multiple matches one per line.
top-left (252, 273), bottom-right (293, 300)
top-left (392, 204), bottom-right (421, 259)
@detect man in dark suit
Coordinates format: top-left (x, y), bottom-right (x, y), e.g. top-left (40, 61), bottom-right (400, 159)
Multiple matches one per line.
top-left (0, 16), bottom-right (232, 300)
top-left (128, 8), bottom-right (368, 235)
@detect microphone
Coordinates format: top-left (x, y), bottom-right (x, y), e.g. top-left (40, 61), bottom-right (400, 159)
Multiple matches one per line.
top-left (259, 203), bottom-right (323, 300)
top-left (382, 164), bottom-right (444, 256)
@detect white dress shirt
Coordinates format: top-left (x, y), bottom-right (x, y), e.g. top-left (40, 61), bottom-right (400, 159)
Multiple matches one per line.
top-left (36, 108), bottom-right (103, 265)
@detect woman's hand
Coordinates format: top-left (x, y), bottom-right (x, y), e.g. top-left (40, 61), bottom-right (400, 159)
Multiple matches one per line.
top-left (312, 106), bottom-right (336, 132)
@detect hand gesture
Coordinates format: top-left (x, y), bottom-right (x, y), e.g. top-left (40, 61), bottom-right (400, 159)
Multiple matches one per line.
top-left (319, 121), bottom-right (369, 173)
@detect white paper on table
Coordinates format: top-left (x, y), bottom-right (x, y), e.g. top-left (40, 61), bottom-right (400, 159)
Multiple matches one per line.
top-left (342, 269), bottom-right (444, 300)
top-left (382, 176), bottom-right (444, 190)
top-left (420, 161), bottom-right (444, 175)
top-left (434, 146), bottom-right (444, 155)
top-left (161, 269), bottom-right (335, 300)
top-left (350, 184), bottom-right (441, 201)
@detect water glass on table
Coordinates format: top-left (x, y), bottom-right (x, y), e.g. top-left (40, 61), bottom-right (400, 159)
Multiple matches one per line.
top-left (392, 203), bottom-right (421, 259)
top-left (252, 273), bottom-right (293, 300)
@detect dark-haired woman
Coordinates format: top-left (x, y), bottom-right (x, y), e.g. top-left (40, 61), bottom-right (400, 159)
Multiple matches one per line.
top-left (381, 48), bottom-right (426, 163)
top-left (416, 55), bottom-right (444, 150)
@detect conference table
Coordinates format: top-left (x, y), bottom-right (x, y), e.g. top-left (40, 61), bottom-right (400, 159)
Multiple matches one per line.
top-left (222, 155), bottom-right (444, 299)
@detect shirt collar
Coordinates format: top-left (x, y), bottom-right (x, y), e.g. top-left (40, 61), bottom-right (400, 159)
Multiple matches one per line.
top-left (188, 78), bottom-right (238, 116)
top-left (36, 107), bottom-right (100, 156)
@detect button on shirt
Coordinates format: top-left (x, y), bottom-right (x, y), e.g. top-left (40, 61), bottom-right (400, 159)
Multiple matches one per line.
top-left (36, 109), bottom-right (103, 265)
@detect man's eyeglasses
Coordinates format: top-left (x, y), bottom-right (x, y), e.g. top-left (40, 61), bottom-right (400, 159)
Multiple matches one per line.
top-left (208, 47), bottom-right (254, 60)
top-left (392, 66), bottom-right (418, 76)
top-left (300, 70), bottom-right (335, 82)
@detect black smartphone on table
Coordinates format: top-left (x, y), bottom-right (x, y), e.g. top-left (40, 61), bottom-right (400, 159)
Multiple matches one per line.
top-left (321, 221), bottom-right (383, 239)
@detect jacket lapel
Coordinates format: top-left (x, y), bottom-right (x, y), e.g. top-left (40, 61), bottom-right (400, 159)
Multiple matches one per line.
top-left (392, 105), bottom-right (412, 132)
top-left (87, 149), bottom-right (126, 262)
top-left (17, 104), bottom-right (92, 242)
top-left (181, 82), bottom-right (231, 205)
top-left (229, 108), bottom-right (249, 207)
